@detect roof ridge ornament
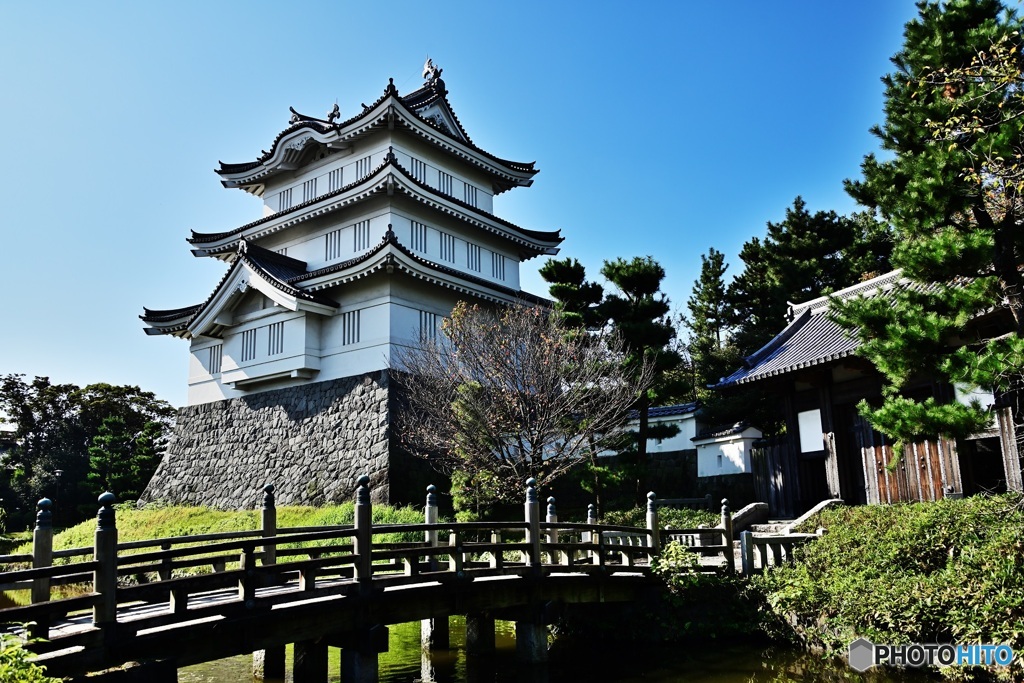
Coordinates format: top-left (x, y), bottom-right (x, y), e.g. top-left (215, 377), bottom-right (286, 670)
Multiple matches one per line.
top-left (326, 103), bottom-right (340, 123)
top-left (385, 78), bottom-right (397, 96)
top-left (422, 58), bottom-right (445, 94)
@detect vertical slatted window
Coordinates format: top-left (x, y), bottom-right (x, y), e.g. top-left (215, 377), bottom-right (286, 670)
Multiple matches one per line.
top-left (328, 168), bottom-right (343, 192)
top-left (419, 311), bottom-right (439, 343)
top-left (267, 322), bottom-right (285, 356)
top-left (467, 244), bottom-right (481, 272)
top-left (276, 247), bottom-right (288, 256)
top-left (279, 188), bottom-right (293, 211)
top-left (241, 329), bottom-right (257, 362)
top-left (355, 155), bottom-right (371, 178)
top-left (411, 158), bottom-right (427, 183)
top-left (325, 228), bottom-right (343, 260)
top-left (439, 232), bottom-right (456, 262)
top-left (302, 178), bottom-right (316, 203)
top-left (411, 221), bottom-right (428, 253)
top-left (353, 220), bottom-right (371, 251)
top-left (438, 171), bottom-right (453, 195)
top-left (463, 184), bottom-right (478, 207)
top-left (491, 252), bottom-right (505, 280)
top-left (340, 310), bottom-right (361, 346)
top-left (208, 344), bottom-right (222, 375)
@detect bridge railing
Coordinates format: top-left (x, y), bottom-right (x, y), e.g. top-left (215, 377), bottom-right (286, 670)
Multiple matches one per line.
top-left (1, 477), bottom-right (734, 647)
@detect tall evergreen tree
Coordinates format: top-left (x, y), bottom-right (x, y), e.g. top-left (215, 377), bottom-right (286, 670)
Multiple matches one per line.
top-left (599, 256), bottom-right (685, 460)
top-left (834, 0), bottom-right (1024, 443)
top-left (727, 197), bottom-right (893, 356)
top-left (538, 257), bottom-right (604, 331)
top-left (682, 248), bottom-right (740, 402)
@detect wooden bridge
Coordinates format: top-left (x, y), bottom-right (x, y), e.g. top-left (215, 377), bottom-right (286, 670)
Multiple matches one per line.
top-left (1, 477), bottom-right (744, 683)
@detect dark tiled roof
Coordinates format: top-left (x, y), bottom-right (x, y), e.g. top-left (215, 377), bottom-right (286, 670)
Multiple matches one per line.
top-left (693, 422), bottom-right (754, 441)
top-left (144, 230), bottom-right (549, 337)
top-left (216, 79), bottom-right (537, 181)
top-left (141, 303), bottom-right (203, 323)
top-left (236, 242), bottom-right (337, 309)
top-left (648, 403), bottom-right (698, 418)
top-left (716, 270), bottom-right (906, 387)
top-left (295, 229), bottom-right (549, 306)
top-left (190, 156), bottom-right (561, 257)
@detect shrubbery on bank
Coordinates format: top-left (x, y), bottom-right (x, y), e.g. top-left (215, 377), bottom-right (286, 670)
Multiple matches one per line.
top-left (754, 493), bottom-right (1024, 680)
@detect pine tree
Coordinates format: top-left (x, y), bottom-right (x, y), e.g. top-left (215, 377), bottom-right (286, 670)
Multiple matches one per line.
top-left (834, 0), bottom-right (1024, 443)
top-left (538, 257), bottom-right (604, 330)
top-left (683, 248), bottom-right (740, 402)
top-left (599, 256), bottom-right (685, 459)
top-left (726, 197), bottom-right (893, 356)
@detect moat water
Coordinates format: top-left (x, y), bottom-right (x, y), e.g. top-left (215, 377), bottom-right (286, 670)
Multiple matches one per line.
top-left (177, 618), bottom-right (935, 683)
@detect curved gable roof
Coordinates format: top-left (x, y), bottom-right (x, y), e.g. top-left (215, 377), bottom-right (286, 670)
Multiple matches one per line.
top-left (216, 78), bottom-right (537, 193)
top-left (191, 153), bottom-right (562, 259)
top-left (716, 270), bottom-right (906, 387)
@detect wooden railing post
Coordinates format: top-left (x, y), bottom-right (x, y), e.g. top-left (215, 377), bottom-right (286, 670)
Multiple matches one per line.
top-left (524, 478), bottom-right (541, 569)
top-left (30, 498), bottom-right (53, 639)
top-left (355, 475), bottom-right (372, 585)
top-left (585, 501), bottom-right (598, 565)
top-left (740, 530), bottom-right (754, 575)
top-left (238, 543), bottom-right (256, 606)
top-left (261, 484), bottom-right (276, 567)
top-left (424, 484), bottom-right (438, 572)
top-left (720, 498), bottom-right (734, 574)
top-left (546, 497), bottom-right (560, 564)
top-left (646, 492), bottom-right (660, 556)
top-left (93, 492), bottom-right (118, 626)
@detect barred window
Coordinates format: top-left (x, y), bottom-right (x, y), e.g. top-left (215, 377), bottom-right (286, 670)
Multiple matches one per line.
top-left (208, 344), bottom-right (222, 375)
top-left (325, 228), bottom-right (343, 260)
top-left (467, 244), bottom-right (481, 272)
top-left (267, 322), bottom-right (284, 356)
top-left (440, 232), bottom-right (456, 262)
top-left (419, 310), bottom-right (439, 343)
top-left (353, 220), bottom-right (371, 251)
top-left (355, 155), bottom-right (372, 178)
top-left (302, 178), bottom-right (316, 203)
top-left (491, 252), bottom-right (505, 280)
top-left (279, 188), bottom-right (293, 211)
top-left (241, 329), bottom-right (257, 362)
top-left (438, 171), bottom-right (453, 195)
top-left (463, 183), bottom-right (478, 207)
top-left (411, 221), bottom-right (428, 253)
top-left (328, 167), bottom-right (343, 192)
top-left (340, 310), bottom-right (361, 346)
top-left (411, 158), bottom-right (427, 183)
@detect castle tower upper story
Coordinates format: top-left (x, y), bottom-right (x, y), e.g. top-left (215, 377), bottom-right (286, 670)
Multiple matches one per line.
top-left (142, 65), bottom-right (562, 406)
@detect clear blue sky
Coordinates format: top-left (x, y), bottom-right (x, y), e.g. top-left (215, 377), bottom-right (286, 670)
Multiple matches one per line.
top-left (0, 1), bottom-right (921, 408)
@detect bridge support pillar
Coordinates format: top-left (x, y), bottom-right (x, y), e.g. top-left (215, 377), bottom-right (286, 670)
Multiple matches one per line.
top-left (293, 639), bottom-right (328, 683)
top-left (465, 613), bottom-right (495, 655)
top-left (515, 621), bottom-right (548, 663)
top-left (341, 649), bottom-right (378, 683)
top-left (421, 615), bottom-right (450, 649)
top-left (253, 646), bottom-right (286, 680)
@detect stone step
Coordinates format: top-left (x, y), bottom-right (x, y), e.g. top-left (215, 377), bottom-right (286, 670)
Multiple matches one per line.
top-left (747, 523), bottom-right (789, 534)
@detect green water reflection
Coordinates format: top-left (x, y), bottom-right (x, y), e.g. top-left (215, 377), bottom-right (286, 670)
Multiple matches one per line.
top-left (178, 618), bottom-right (934, 683)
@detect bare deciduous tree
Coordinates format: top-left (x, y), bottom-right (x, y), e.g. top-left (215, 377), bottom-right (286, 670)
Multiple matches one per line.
top-left (393, 301), bottom-right (653, 512)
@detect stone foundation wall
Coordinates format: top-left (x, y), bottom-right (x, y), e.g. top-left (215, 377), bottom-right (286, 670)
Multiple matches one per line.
top-left (142, 372), bottom-right (392, 509)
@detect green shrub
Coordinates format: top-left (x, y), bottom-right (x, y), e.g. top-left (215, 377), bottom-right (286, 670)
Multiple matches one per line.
top-left (0, 634), bottom-right (59, 683)
top-left (755, 493), bottom-right (1024, 679)
top-left (603, 506), bottom-right (717, 529)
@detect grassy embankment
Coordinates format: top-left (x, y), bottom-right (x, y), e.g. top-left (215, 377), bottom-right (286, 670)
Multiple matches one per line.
top-left (592, 493), bottom-right (1022, 680)
top-left (754, 493), bottom-right (1024, 680)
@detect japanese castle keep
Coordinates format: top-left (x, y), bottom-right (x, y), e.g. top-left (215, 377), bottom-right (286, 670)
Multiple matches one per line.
top-left (141, 63), bottom-right (562, 507)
